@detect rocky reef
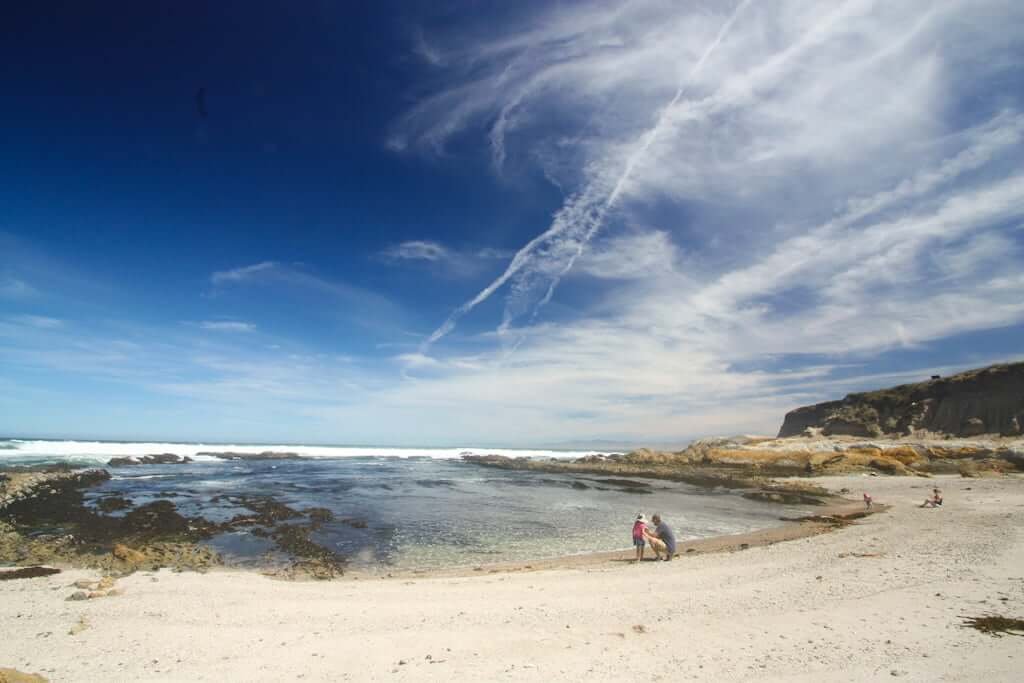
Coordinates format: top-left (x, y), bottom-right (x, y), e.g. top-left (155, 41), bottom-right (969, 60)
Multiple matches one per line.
top-left (196, 451), bottom-right (304, 461)
top-left (106, 451), bottom-right (305, 465)
top-left (466, 432), bottom-right (1024, 485)
top-left (462, 451), bottom-right (836, 504)
top-left (108, 453), bottom-right (193, 466)
top-left (0, 467), bottom-right (344, 579)
top-left (778, 362), bottom-right (1024, 438)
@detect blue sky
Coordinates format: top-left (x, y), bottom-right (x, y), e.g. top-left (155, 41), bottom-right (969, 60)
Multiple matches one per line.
top-left (2, 1), bottom-right (1023, 446)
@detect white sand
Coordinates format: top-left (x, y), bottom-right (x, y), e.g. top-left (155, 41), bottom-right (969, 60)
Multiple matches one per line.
top-left (2, 474), bottom-right (1022, 682)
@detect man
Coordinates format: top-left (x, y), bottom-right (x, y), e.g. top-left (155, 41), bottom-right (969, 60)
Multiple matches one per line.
top-left (645, 513), bottom-right (677, 561)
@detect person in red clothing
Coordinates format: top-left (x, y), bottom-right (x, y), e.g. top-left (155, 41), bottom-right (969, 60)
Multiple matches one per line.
top-left (632, 513), bottom-right (648, 563)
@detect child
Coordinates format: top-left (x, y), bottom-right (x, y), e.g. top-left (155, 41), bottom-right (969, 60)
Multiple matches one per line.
top-left (632, 514), bottom-right (648, 563)
top-left (920, 488), bottom-right (943, 508)
top-left (863, 492), bottom-right (872, 509)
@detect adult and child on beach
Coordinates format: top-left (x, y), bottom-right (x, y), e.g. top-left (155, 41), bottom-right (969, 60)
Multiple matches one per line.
top-left (632, 513), bottom-right (677, 563)
top-left (632, 488), bottom-right (942, 564)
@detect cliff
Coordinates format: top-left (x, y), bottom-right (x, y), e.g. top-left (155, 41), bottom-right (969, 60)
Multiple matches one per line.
top-left (778, 362), bottom-right (1024, 438)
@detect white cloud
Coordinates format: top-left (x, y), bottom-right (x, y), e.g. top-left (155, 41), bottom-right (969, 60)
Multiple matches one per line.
top-left (7, 315), bottom-right (62, 329)
top-left (574, 230), bottom-right (677, 280)
top-left (411, 27), bottom-right (446, 67)
top-left (381, 240), bottom-right (449, 262)
top-left (210, 261), bottom-right (276, 285)
top-left (380, 240), bottom-right (512, 279)
top-left (198, 321), bottom-right (256, 333)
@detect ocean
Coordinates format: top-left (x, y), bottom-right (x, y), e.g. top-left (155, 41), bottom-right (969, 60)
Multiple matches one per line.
top-left (1, 438), bottom-right (812, 571)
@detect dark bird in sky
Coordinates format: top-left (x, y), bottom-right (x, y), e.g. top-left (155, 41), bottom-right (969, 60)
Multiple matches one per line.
top-left (195, 87), bottom-right (208, 119)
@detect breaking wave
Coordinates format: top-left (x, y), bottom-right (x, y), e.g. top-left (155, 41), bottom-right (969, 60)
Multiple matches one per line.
top-left (0, 438), bottom-right (607, 465)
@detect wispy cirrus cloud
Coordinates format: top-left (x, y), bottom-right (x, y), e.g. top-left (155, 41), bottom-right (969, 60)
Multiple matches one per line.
top-left (210, 262), bottom-right (277, 285)
top-left (209, 260), bottom-right (410, 333)
top-left (395, 0), bottom-right (1024, 351)
top-left (376, 0), bottom-right (1024, 440)
top-left (379, 240), bottom-right (512, 278)
top-left (382, 240), bottom-right (450, 262)
top-left (197, 320), bottom-right (256, 333)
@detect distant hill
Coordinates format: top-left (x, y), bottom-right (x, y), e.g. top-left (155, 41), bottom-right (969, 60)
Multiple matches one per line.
top-left (778, 362), bottom-right (1024, 438)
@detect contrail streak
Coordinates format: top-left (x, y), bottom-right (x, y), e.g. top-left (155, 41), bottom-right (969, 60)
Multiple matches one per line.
top-left (423, 0), bottom-right (752, 350)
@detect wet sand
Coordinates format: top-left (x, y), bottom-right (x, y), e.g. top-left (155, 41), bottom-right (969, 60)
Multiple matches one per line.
top-left (2, 474), bottom-right (1023, 681)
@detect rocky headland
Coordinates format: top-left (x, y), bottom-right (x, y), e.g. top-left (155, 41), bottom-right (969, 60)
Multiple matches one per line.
top-left (464, 362), bottom-right (1024, 484)
top-left (778, 361), bottom-right (1024, 438)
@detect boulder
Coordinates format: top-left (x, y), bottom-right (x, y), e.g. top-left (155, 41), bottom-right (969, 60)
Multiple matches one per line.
top-left (962, 417), bottom-right (986, 437)
top-left (112, 543), bottom-right (146, 564)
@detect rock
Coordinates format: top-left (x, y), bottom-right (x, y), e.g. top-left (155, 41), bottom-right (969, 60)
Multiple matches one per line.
top-left (341, 518), bottom-right (368, 529)
top-left (67, 591), bottom-right (89, 601)
top-left (305, 507), bottom-right (334, 527)
top-left (0, 566), bottom-right (61, 581)
top-left (0, 669), bottom-right (49, 683)
top-left (822, 416), bottom-right (881, 438)
top-left (108, 453), bottom-right (191, 466)
top-left (962, 417), bottom-right (986, 437)
top-left (196, 451), bottom-right (304, 461)
top-left (112, 543), bottom-right (146, 564)
top-left (97, 495), bottom-right (132, 512)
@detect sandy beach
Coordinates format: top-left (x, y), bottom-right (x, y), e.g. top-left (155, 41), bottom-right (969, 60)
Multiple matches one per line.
top-left (2, 474), bottom-right (1022, 682)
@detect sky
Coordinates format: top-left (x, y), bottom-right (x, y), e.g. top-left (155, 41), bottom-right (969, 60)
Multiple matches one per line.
top-left (2, 0), bottom-right (1023, 447)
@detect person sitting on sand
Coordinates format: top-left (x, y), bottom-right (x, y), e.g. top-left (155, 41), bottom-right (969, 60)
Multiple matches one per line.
top-left (920, 488), bottom-right (943, 508)
top-left (632, 514), bottom-right (648, 564)
top-left (863, 492), bottom-right (872, 509)
top-left (644, 514), bottom-right (677, 561)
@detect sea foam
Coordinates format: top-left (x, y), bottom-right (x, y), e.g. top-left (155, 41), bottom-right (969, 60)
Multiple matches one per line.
top-left (0, 439), bottom-right (605, 465)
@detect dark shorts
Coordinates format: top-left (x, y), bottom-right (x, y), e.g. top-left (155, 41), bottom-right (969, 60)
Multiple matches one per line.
top-left (633, 538), bottom-right (646, 547)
